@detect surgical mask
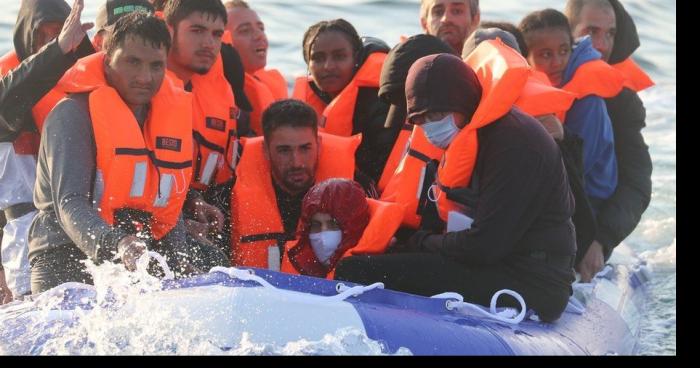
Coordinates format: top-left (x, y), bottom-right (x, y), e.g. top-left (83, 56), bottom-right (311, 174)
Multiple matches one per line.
top-left (421, 114), bottom-right (460, 149)
top-left (309, 230), bottom-right (343, 265)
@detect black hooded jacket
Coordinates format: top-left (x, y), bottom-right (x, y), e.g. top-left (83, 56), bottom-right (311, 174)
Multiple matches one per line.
top-left (0, 0), bottom-right (93, 142)
top-left (586, 0), bottom-right (653, 260)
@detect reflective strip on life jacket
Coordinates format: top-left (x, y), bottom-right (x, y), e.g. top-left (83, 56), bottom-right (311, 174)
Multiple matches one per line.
top-left (65, 52), bottom-right (194, 240)
top-left (184, 55), bottom-right (240, 190)
top-left (231, 132), bottom-right (360, 270)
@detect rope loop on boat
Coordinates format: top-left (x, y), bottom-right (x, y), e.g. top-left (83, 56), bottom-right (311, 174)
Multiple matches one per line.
top-left (431, 289), bottom-right (527, 324)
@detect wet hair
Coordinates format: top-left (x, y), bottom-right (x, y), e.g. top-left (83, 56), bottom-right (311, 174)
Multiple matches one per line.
top-left (104, 12), bottom-right (171, 56)
top-left (164, 0), bottom-right (227, 29)
top-left (223, 0), bottom-right (249, 10)
top-left (302, 18), bottom-right (362, 65)
top-left (564, 0), bottom-right (614, 29)
top-left (262, 99), bottom-right (318, 142)
top-left (480, 21), bottom-right (528, 56)
top-left (420, 0), bottom-right (479, 20)
top-left (152, 0), bottom-right (169, 11)
top-left (519, 8), bottom-right (573, 56)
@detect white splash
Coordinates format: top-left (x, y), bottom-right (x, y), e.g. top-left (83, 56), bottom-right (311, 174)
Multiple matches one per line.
top-left (0, 259), bottom-right (411, 355)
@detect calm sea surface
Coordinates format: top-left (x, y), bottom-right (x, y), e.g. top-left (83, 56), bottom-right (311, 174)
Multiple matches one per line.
top-left (0, 0), bottom-right (676, 355)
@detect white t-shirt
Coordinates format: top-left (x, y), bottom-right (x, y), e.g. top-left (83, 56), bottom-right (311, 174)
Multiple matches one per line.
top-left (0, 142), bottom-right (36, 211)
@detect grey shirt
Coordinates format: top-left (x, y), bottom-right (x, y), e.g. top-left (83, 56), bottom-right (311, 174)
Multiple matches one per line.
top-left (28, 94), bottom-right (188, 264)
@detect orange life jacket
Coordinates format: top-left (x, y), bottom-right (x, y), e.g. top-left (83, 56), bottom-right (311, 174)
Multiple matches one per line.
top-left (379, 124), bottom-right (445, 228)
top-left (169, 55), bottom-right (240, 190)
top-left (62, 52), bottom-right (193, 239)
top-left (515, 69), bottom-right (577, 118)
top-left (612, 57), bottom-right (654, 92)
top-left (280, 198), bottom-right (403, 278)
top-left (244, 68), bottom-right (288, 135)
top-left (0, 51), bottom-right (66, 153)
top-left (291, 75), bottom-right (328, 123)
top-left (230, 132), bottom-right (361, 270)
top-left (221, 31), bottom-right (288, 136)
top-left (320, 52), bottom-right (387, 136)
top-left (561, 59), bottom-right (625, 100)
top-left (376, 124), bottom-right (413, 192)
top-left (435, 39), bottom-right (530, 221)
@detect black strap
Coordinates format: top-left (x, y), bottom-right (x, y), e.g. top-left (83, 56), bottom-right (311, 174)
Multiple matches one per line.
top-left (115, 148), bottom-right (149, 156)
top-left (151, 157), bottom-right (192, 169)
top-left (3, 202), bottom-right (36, 221)
top-left (193, 131), bottom-right (225, 154)
top-left (240, 232), bottom-right (295, 244)
top-left (116, 148), bottom-right (191, 169)
top-left (407, 148), bottom-right (431, 163)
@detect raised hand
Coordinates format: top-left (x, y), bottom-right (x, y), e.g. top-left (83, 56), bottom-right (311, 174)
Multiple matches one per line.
top-left (58, 0), bottom-right (94, 54)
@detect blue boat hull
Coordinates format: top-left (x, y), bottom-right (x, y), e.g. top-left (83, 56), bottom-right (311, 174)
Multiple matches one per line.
top-left (0, 262), bottom-right (650, 355)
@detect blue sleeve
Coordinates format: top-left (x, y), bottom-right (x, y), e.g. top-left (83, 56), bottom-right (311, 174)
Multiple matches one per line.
top-left (564, 96), bottom-right (618, 201)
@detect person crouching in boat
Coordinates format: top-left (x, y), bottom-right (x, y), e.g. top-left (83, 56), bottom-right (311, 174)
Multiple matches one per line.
top-left (281, 178), bottom-right (402, 279)
top-left (28, 13), bottom-right (197, 293)
top-left (292, 19), bottom-right (402, 193)
top-left (334, 53), bottom-right (577, 323)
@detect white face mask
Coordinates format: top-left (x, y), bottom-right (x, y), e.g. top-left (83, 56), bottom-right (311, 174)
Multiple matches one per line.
top-left (421, 113), bottom-right (460, 149)
top-left (309, 230), bottom-right (343, 265)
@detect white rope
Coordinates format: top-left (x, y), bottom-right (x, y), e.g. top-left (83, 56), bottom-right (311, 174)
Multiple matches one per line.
top-left (209, 267), bottom-right (384, 302)
top-left (427, 184), bottom-right (440, 203)
top-left (332, 282), bottom-right (385, 301)
top-left (209, 266), bottom-right (277, 290)
top-left (432, 289), bottom-right (528, 324)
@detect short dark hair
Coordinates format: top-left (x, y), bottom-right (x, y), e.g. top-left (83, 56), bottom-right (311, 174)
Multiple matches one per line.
top-left (104, 12), bottom-right (171, 56)
top-left (164, 0), bottom-right (227, 29)
top-left (480, 21), bottom-right (528, 56)
top-left (302, 18), bottom-right (362, 65)
top-left (519, 9), bottom-right (573, 56)
top-left (262, 99), bottom-right (318, 142)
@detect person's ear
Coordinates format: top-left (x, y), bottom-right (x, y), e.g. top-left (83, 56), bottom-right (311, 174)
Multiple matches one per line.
top-left (420, 16), bottom-right (429, 33)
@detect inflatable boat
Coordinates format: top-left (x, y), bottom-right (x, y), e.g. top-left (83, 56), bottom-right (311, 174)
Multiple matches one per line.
top-left (0, 253), bottom-right (651, 355)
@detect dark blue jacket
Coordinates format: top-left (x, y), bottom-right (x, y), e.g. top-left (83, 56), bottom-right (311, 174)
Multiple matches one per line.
top-left (560, 36), bottom-right (618, 210)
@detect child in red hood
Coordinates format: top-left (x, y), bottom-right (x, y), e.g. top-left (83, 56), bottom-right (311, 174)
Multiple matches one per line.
top-left (282, 179), bottom-right (370, 278)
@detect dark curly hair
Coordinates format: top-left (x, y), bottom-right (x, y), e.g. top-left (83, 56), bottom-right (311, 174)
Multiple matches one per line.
top-left (262, 99), bottom-right (318, 141)
top-left (104, 12), bottom-right (171, 56)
